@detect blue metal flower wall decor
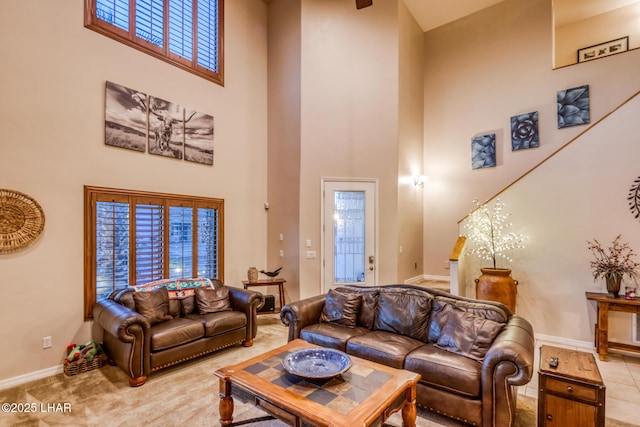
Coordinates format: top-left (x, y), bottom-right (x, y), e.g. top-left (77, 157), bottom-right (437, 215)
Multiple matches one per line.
top-left (472, 134), bottom-right (496, 169)
top-left (557, 85), bottom-right (590, 128)
top-left (511, 111), bottom-right (539, 150)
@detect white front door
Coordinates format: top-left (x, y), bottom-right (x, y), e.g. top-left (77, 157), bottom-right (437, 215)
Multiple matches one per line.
top-left (322, 180), bottom-right (377, 293)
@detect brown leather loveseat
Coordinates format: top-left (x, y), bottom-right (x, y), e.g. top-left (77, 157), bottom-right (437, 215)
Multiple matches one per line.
top-left (93, 278), bottom-right (264, 386)
top-left (280, 284), bottom-right (534, 427)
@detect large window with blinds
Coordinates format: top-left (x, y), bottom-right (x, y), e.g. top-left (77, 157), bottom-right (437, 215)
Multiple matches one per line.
top-left (84, 0), bottom-right (224, 86)
top-left (84, 186), bottom-right (224, 319)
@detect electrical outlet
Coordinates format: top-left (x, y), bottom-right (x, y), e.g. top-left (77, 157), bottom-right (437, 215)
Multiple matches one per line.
top-left (42, 336), bottom-right (52, 349)
top-left (279, 249), bottom-right (284, 257)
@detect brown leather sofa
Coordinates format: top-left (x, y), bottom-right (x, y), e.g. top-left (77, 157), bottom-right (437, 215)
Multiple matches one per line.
top-left (93, 279), bottom-right (264, 386)
top-left (280, 284), bottom-right (534, 427)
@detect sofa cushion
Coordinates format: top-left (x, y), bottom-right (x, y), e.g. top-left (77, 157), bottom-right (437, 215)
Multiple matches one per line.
top-left (195, 286), bottom-right (231, 314)
top-left (181, 295), bottom-right (196, 316)
top-left (337, 286), bottom-right (380, 329)
top-left (187, 310), bottom-right (247, 337)
top-left (428, 296), bottom-right (510, 343)
top-left (435, 309), bottom-right (505, 361)
top-left (149, 317), bottom-right (204, 351)
top-left (300, 323), bottom-right (370, 351)
top-left (405, 344), bottom-right (482, 398)
top-left (133, 287), bottom-right (173, 325)
top-left (319, 289), bottom-right (362, 328)
top-left (112, 288), bottom-right (136, 311)
top-left (169, 299), bottom-right (181, 318)
top-left (346, 330), bottom-right (425, 369)
top-left (374, 288), bottom-right (433, 341)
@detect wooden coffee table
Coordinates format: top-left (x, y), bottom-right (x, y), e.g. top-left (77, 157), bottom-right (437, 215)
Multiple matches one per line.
top-left (215, 339), bottom-right (421, 427)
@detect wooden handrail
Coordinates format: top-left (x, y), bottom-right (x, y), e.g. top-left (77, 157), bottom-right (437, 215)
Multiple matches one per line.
top-left (449, 236), bottom-right (466, 261)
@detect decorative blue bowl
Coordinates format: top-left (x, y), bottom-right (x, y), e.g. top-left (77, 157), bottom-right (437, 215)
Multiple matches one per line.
top-left (282, 348), bottom-right (352, 379)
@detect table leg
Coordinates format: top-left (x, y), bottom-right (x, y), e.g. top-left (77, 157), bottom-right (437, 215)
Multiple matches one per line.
top-left (597, 303), bottom-right (609, 361)
top-left (401, 385), bottom-right (417, 427)
top-left (219, 379), bottom-right (234, 426)
top-left (279, 282), bottom-right (286, 309)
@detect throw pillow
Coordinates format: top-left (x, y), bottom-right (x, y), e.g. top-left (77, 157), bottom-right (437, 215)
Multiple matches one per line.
top-left (133, 287), bottom-right (173, 326)
top-left (435, 309), bottom-right (505, 361)
top-left (181, 295), bottom-right (196, 316)
top-left (337, 287), bottom-right (379, 329)
top-left (195, 286), bottom-right (231, 314)
top-left (319, 289), bottom-right (362, 328)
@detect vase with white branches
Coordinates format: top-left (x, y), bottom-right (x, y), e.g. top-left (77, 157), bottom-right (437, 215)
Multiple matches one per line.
top-left (464, 199), bottom-right (528, 311)
top-left (465, 199), bottom-right (528, 269)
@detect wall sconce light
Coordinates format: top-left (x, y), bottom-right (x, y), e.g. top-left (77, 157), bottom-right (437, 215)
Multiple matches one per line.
top-left (413, 175), bottom-right (428, 188)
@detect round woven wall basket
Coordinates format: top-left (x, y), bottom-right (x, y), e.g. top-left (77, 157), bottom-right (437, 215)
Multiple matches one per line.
top-left (0, 189), bottom-right (45, 254)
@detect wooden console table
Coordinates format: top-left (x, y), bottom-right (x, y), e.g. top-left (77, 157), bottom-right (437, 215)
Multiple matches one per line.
top-left (242, 278), bottom-right (286, 314)
top-left (585, 292), bottom-right (640, 361)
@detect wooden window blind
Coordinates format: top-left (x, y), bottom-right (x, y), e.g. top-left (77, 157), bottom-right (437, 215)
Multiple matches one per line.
top-left (84, 186), bottom-right (224, 319)
top-left (85, 0), bottom-right (224, 86)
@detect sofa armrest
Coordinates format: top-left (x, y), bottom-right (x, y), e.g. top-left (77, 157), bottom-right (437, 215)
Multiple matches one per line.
top-left (481, 315), bottom-right (535, 427)
top-left (228, 286), bottom-right (264, 342)
top-left (92, 298), bottom-right (150, 385)
top-left (280, 294), bottom-right (327, 342)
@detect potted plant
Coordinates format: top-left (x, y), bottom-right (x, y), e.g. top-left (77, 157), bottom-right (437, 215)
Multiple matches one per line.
top-left (464, 199), bottom-right (528, 311)
top-left (587, 235), bottom-right (640, 297)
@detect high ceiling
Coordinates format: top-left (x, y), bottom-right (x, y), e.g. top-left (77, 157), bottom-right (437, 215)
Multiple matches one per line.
top-left (402, 0), bottom-right (637, 31)
top-left (402, 0), bottom-right (507, 32)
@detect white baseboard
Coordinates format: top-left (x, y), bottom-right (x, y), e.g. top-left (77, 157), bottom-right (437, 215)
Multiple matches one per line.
top-left (404, 274), bottom-right (450, 284)
top-left (534, 333), bottom-right (594, 350)
top-left (0, 365), bottom-right (63, 391)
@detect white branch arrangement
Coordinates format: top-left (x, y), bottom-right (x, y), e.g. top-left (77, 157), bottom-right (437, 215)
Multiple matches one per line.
top-left (464, 199), bottom-right (528, 269)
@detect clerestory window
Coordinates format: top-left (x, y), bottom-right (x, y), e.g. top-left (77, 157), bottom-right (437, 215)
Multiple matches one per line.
top-left (84, 0), bottom-right (224, 86)
top-left (84, 186), bottom-right (224, 319)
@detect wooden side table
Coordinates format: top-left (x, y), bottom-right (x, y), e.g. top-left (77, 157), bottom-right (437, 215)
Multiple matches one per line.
top-left (242, 279), bottom-right (286, 315)
top-left (537, 345), bottom-right (605, 427)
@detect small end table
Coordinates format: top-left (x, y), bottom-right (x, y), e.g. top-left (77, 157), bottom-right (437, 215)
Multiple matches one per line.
top-left (537, 345), bottom-right (605, 427)
top-left (242, 278), bottom-right (286, 314)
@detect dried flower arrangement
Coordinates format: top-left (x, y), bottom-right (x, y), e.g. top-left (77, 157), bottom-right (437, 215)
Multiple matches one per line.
top-left (587, 235), bottom-right (640, 284)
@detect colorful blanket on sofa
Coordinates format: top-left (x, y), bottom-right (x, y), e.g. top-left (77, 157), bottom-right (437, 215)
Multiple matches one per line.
top-left (131, 278), bottom-right (216, 300)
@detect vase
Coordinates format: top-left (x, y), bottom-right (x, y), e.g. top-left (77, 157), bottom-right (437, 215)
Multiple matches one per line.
top-left (475, 268), bottom-right (518, 313)
top-left (605, 274), bottom-right (622, 297)
top-left (247, 267), bottom-right (258, 283)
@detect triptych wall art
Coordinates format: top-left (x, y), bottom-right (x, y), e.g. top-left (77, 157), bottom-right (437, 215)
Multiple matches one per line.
top-left (471, 84), bottom-right (590, 169)
top-left (105, 81), bottom-right (214, 165)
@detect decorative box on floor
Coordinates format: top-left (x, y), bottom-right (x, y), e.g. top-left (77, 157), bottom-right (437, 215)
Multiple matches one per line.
top-left (258, 294), bottom-right (275, 313)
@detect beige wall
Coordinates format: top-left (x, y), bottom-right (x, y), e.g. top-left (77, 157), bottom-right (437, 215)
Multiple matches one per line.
top-left (267, 0), bottom-right (302, 303)
top-left (0, 0), bottom-right (268, 382)
top-left (423, 0), bottom-right (640, 343)
top-left (297, 0), bottom-right (400, 298)
top-left (397, 1), bottom-right (425, 280)
top-left (555, 2), bottom-right (640, 68)
top-left (268, 0), bottom-right (422, 300)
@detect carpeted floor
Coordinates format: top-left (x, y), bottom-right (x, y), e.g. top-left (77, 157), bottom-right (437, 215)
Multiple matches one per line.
top-left (0, 315), bottom-right (633, 426)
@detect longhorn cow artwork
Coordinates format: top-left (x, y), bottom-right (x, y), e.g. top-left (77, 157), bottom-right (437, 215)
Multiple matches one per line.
top-left (105, 81), bottom-right (147, 152)
top-left (104, 81), bottom-right (215, 165)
